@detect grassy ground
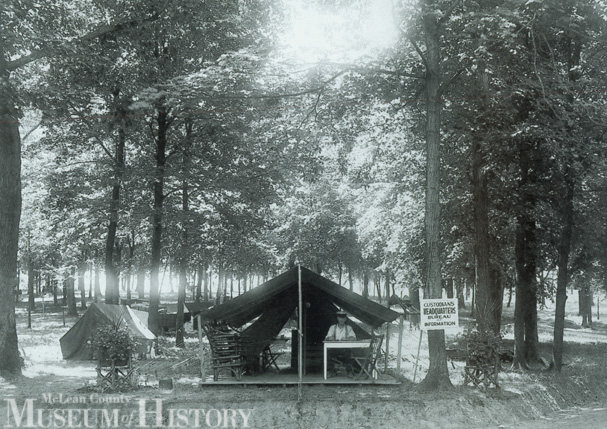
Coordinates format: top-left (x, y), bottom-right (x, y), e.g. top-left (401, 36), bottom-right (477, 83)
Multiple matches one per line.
top-left (2, 292), bottom-right (607, 428)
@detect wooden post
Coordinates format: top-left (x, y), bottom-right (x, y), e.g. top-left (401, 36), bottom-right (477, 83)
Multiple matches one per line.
top-left (413, 330), bottom-right (423, 383)
top-left (384, 322), bottom-right (390, 372)
top-left (385, 294), bottom-right (392, 373)
top-left (397, 315), bottom-right (404, 372)
top-left (198, 314), bottom-right (205, 381)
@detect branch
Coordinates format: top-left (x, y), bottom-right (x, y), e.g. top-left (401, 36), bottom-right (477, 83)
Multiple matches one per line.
top-left (321, 62), bottom-right (422, 79)
top-left (163, 186), bottom-right (182, 200)
top-left (7, 12), bottom-right (160, 71)
top-left (224, 69), bottom-right (349, 100)
top-left (65, 101), bottom-right (119, 165)
top-left (438, 0), bottom-right (462, 25)
top-left (406, 35), bottom-right (429, 69)
top-left (439, 67), bottom-right (465, 95)
top-left (93, 135), bottom-right (118, 165)
top-left (147, 119), bottom-right (158, 147)
top-left (299, 91), bottom-right (324, 127)
top-left (21, 120), bottom-right (43, 142)
top-left (166, 140), bottom-right (183, 161)
top-left (530, 20), bottom-right (563, 122)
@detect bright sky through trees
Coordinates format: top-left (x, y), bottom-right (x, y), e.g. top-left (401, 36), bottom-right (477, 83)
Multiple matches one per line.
top-left (280, 0), bottom-right (399, 63)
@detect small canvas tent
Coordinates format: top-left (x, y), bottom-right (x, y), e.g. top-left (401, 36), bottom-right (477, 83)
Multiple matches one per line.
top-left (203, 266), bottom-right (400, 372)
top-left (60, 303), bottom-right (156, 360)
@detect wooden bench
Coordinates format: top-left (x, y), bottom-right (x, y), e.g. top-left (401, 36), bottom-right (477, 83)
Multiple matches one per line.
top-left (96, 357), bottom-right (137, 391)
top-left (202, 323), bottom-right (245, 381)
top-left (463, 353), bottom-right (499, 389)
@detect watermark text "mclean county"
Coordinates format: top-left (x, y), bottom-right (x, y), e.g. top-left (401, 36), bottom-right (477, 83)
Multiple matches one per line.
top-left (4, 398), bottom-right (253, 428)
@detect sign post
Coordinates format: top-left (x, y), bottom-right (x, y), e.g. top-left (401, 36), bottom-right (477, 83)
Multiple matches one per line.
top-left (413, 298), bottom-right (459, 382)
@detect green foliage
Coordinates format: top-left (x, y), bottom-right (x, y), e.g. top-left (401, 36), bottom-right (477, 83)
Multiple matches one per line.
top-left (90, 323), bottom-right (137, 362)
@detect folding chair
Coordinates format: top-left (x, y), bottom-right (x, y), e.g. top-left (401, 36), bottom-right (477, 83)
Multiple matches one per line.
top-left (353, 334), bottom-right (384, 380)
top-left (261, 344), bottom-right (284, 371)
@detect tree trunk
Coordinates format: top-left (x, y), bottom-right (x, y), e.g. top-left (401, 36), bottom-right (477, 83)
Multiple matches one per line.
top-left (230, 273), bottom-right (233, 299)
top-left (585, 290), bottom-right (593, 327)
top-left (78, 260), bottom-right (87, 310)
top-left (94, 264), bottom-right (101, 303)
top-left (208, 270), bottom-right (213, 300)
top-left (176, 121), bottom-right (192, 348)
top-left (490, 268), bottom-right (504, 333)
top-left (136, 268), bottom-right (145, 300)
top-left (410, 286), bottom-right (420, 312)
top-left (472, 129), bottom-right (493, 332)
top-left (553, 173), bottom-right (574, 371)
top-left (67, 267), bottom-right (78, 317)
top-left (176, 264), bottom-right (186, 348)
top-left (216, 264), bottom-right (225, 305)
top-left (513, 147), bottom-right (539, 368)
top-left (125, 232), bottom-right (135, 303)
top-left (104, 90), bottom-right (126, 305)
top-left (0, 48), bottom-right (23, 377)
top-left (28, 261), bottom-right (35, 312)
top-left (470, 280), bottom-right (476, 319)
top-left (115, 240), bottom-right (123, 294)
top-left (553, 21), bottom-right (582, 371)
top-left (88, 263), bottom-right (93, 299)
top-left (445, 278), bottom-right (454, 299)
top-left (581, 285), bottom-right (593, 328)
top-left (512, 275), bottom-right (527, 369)
top-left (418, 0), bottom-right (451, 391)
top-left (362, 270), bottom-right (369, 299)
top-left (195, 265), bottom-right (203, 302)
top-left (148, 107), bottom-right (169, 335)
top-left (203, 265), bottom-right (209, 301)
top-left (456, 279), bottom-right (465, 309)
top-left (53, 279), bottom-right (58, 306)
top-left (348, 270), bottom-right (354, 292)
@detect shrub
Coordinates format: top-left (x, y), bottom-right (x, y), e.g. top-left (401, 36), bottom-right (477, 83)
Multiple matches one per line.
top-left (464, 328), bottom-right (502, 366)
top-left (90, 323), bottom-right (136, 363)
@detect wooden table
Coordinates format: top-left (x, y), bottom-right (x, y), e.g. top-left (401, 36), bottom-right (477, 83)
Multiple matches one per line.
top-left (323, 340), bottom-right (372, 380)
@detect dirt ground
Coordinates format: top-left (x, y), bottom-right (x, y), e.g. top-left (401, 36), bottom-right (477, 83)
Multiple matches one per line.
top-left (3, 293), bottom-right (607, 428)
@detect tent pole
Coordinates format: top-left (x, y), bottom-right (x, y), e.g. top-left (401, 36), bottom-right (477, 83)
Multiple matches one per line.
top-left (298, 265), bottom-right (303, 397)
top-left (397, 315), bottom-right (404, 372)
top-left (384, 321), bottom-right (390, 372)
